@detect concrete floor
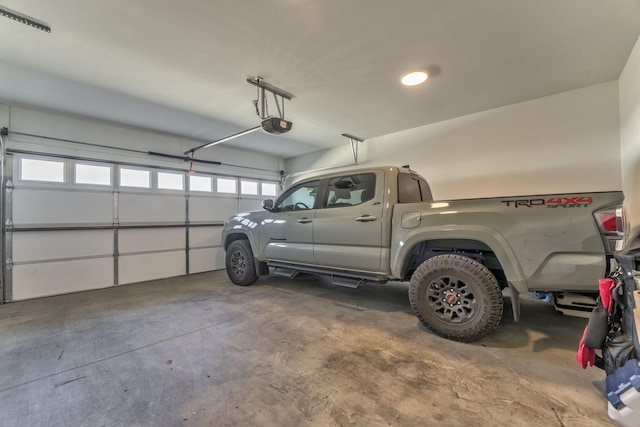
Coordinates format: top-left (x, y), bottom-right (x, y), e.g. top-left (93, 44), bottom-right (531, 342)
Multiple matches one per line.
top-left (0, 270), bottom-right (614, 426)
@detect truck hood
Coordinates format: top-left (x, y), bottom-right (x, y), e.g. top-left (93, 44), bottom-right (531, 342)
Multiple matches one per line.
top-left (224, 209), bottom-right (268, 229)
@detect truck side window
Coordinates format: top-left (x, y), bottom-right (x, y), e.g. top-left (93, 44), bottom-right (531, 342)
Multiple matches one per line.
top-left (398, 173), bottom-right (432, 203)
top-left (275, 180), bottom-right (320, 211)
top-left (325, 173), bottom-right (376, 208)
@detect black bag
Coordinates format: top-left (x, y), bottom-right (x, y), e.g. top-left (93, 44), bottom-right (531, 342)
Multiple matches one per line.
top-left (603, 333), bottom-right (637, 375)
top-left (584, 298), bottom-right (609, 349)
top-left (600, 273), bottom-right (637, 374)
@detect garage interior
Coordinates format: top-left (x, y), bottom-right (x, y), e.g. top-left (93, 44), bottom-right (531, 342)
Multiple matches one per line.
top-left (1, 1), bottom-right (640, 426)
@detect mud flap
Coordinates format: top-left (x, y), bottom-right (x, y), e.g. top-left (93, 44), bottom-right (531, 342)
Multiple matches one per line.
top-left (508, 282), bottom-right (520, 322)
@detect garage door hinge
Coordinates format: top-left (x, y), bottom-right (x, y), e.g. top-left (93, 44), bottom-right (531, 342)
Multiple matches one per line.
top-left (5, 258), bottom-right (12, 270)
top-left (4, 219), bottom-right (12, 229)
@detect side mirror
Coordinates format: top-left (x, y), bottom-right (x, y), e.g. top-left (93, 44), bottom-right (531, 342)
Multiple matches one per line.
top-left (262, 199), bottom-right (274, 211)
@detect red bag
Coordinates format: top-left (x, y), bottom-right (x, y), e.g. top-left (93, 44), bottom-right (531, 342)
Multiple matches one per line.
top-left (576, 278), bottom-right (617, 369)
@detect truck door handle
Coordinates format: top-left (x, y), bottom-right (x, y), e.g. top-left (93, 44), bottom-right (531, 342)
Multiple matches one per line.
top-left (297, 217), bottom-right (313, 224)
top-left (355, 215), bottom-right (377, 222)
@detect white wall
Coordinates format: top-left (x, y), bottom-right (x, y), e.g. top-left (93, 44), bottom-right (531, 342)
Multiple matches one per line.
top-left (1, 105), bottom-right (282, 181)
top-left (287, 82), bottom-right (621, 200)
top-left (620, 34), bottom-right (640, 242)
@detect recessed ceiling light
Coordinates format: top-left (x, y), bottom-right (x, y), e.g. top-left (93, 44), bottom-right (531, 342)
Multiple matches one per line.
top-left (401, 71), bottom-right (428, 86)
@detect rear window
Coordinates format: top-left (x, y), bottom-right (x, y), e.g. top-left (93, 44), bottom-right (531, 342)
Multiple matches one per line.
top-left (398, 173), bottom-right (432, 203)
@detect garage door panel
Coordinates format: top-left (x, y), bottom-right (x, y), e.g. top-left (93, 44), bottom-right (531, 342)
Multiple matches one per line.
top-left (119, 228), bottom-right (185, 254)
top-left (6, 154), bottom-right (261, 300)
top-left (189, 197), bottom-right (237, 222)
top-left (119, 252), bottom-right (186, 285)
top-left (239, 198), bottom-right (263, 212)
top-left (189, 226), bottom-right (223, 248)
top-left (12, 258), bottom-right (114, 301)
top-left (13, 189), bottom-right (113, 225)
top-left (190, 247), bottom-right (225, 274)
top-left (12, 230), bottom-right (113, 263)
top-left (119, 193), bottom-right (184, 223)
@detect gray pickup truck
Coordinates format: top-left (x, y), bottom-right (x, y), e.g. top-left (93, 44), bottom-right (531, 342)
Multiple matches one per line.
top-left (221, 165), bottom-right (624, 341)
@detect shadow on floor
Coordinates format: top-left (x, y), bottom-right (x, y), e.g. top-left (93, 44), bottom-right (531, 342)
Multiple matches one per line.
top-left (251, 272), bottom-right (588, 353)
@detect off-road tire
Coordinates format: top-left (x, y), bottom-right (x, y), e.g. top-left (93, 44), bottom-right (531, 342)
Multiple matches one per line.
top-left (225, 240), bottom-right (259, 286)
top-left (408, 254), bottom-right (503, 342)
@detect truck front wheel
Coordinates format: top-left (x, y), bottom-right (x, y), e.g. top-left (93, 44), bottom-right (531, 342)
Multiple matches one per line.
top-left (408, 254), bottom-right (503, 342)
top-left (225, 240), bottom-right (259, 286)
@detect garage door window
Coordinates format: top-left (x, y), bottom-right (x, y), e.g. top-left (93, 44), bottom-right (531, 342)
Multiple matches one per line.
top-left (120, 168), bottom-right (150, 188)
top-left (20, 158), bottom-right (65, 183)
top-left (217, 177), bottom-right (237, 194)
top-left (261, 182), bottom-right (278, 197)
top-left (75, 163), bottom-right (111, 186)
top-left (189, 175), bottom-right (212, 192)
top-left (158, 172), bottom-right (184, 190)
top-left (240, 180), bottom-right (258, 195)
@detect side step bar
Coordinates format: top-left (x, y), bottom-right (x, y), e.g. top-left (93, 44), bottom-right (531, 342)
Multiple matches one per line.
top-left (267, 261), bottom-right (389, 288)
top-left (330, 276), bottom-right (365, 288)
top-left (271, 267), bottom-right (299, 279)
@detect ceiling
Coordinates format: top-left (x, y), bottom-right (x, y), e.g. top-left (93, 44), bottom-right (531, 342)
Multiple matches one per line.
top-left (0, 0), bottom-right (639, 159)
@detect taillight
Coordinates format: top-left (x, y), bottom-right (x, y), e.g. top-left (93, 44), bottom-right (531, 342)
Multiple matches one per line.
top-left (599, 213), bottom-right (618, 232)
top-left (594, 206), bottom-right (624, 253)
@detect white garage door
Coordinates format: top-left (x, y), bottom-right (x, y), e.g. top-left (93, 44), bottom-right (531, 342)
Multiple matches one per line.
top-left (2, 153), bottom-right (278, 301)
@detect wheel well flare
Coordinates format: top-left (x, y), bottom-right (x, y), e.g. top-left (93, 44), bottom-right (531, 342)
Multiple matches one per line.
top-left (405, 239), bottom-right (506, 283)
top-left (224, 233), bottom-right (249, 250)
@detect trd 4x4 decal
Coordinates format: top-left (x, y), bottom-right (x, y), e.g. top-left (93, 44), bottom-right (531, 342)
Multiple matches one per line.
top-left (501, 196), bottom-right (593, 208)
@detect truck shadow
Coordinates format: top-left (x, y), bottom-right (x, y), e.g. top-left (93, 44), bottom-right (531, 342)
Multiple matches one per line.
top-left (254, 273), bottom-right (413, 314)
top-left (253, 274), bottom-right (587, 353)
top-left (476, 294), bottom-right (588, 352)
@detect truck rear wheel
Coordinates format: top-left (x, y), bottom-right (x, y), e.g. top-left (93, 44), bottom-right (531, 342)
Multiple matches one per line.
top-left (408, 254), bottom-right (503, 342)
top-left (225, 240), bottom-right (259, 286)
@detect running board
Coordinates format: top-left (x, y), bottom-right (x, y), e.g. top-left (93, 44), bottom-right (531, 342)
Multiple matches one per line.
top-left (267, 261), bottom-right (388, 287)
top-left (330, 276), bottom-right (365, 288)
top-left (272, 267), bottom-right (299, 279)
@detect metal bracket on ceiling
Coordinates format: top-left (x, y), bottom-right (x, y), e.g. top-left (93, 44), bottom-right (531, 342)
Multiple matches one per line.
top-left (0, 6), bottom-right (51, 33)
top-left (247, 76), bottom-right (294, 100)
top-left (342, 133), bottom-right (364, 164)
top-left (247, 76), bottom-right (294, 120)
